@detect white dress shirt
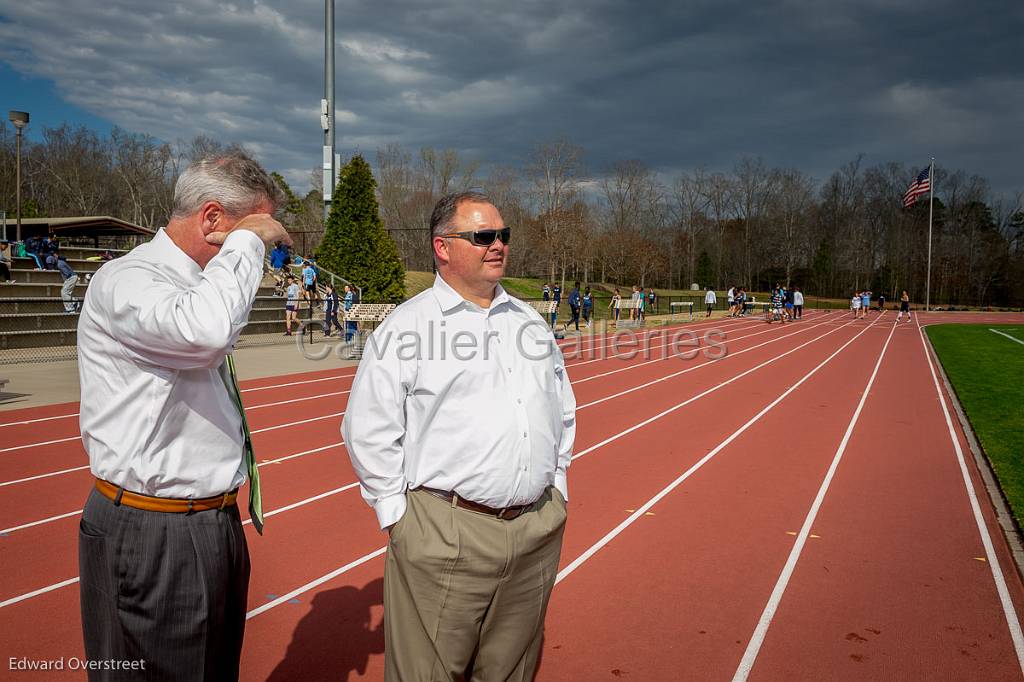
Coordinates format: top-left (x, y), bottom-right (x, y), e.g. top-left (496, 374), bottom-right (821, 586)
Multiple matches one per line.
top-left (77, 228), bottom-right (265, 498)
top-left (342, 274), bottom-right (577, 529)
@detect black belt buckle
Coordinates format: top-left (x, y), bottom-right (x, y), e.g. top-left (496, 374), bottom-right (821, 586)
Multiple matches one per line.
top-left (497, 506), bottom-right (524, 520)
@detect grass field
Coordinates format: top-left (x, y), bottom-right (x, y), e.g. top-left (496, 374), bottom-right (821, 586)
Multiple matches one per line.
top-left (927, 324), bottom-right (1024, 525)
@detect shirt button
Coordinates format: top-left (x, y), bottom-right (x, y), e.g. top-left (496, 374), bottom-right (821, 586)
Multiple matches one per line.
top-left (517, 398), bottom-right (522, 404)
top-left (523, 432), bottom-right (528, 438)
top-left (508, 368), bottom-right (512, 373)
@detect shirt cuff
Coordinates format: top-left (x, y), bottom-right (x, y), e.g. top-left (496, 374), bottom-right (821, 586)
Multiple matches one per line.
top-left (223, 228), bottom-right (266, 259)
top-left (373, 492), bottom-right (408, 530)
top-left (553, 471), bottom-right (569, 502)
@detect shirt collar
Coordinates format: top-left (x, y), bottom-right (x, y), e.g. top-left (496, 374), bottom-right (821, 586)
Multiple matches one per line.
top-left (151, 228), bottom-right (202, 283)
top-left (432, 273), bottom-right (509, 314)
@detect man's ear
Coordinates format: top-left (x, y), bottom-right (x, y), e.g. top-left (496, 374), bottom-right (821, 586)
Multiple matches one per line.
top-left (432, 236), bottom-right (450, 266)
top-left (199, 201), bottom-right (225, 235)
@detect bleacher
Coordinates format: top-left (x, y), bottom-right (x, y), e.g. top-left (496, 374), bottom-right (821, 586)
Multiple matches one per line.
top-left (0, 244), bottom-right (321, 360)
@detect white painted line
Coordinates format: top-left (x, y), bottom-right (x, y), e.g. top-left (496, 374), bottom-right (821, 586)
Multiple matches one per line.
top-left (990, 328), bottom-right (1024, 346)
top-left (250, 411), bottom-right (344, 434)
top-left (0, 443), bottom-right (347, 532)
top-left (0, 479), bottom-right (365, 607)
top-left (246, 547), bottom-right (387, 619)
top-left (557, 314), bottom-right (884, 590)
top-left (732, 320), bottom-right (897, 681)
top-left (0, 577), bottom-right (80, 609)
top-left (0, 465), bottom-right (90, 488)
top-left (246, 390), bottom-right (349, 411)
top-left (240, 372), bottom-right (354, 393)
top-left (1, 510), bottom-right (82, 535)
top-left (576, 313), bottom-right (843, 412)
top-left (921, 320), bottom-right (1024, 672)
top-left (0, 435), bottom-right (80, 454)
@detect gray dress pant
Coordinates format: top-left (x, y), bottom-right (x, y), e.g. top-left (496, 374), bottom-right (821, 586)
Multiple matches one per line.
top-left (78, 488), bottom-right (250, 681)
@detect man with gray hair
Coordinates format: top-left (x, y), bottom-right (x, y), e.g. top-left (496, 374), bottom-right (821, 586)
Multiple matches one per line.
top-left (344, 190), bottom-right (576, 680)
top-left (76, 150), bottom-right (290, 681)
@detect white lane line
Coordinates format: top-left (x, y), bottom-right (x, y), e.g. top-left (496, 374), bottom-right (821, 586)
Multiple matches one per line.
top-left (246, 547), bottom-right (387, 619)
top-left (921, 320), bottom-right (1024, 672)
top-left (557, 314), bottom-right (885, 589)
top-left (0, 435), bottom-right (80, 454)
top-left (732, 320), bottom-right (897, 681)
top-left (247, 390), bottom-right (349, 412)
top-left (577, 314), bottom-right (842, 411)
top-left (568, 317), bottom-right (784, 380)
top-left (990, 328), bottom-right (1024, 346)
top-left (250, 411), bottom-right (344, 434)
top-left (1, 510), bottom-right (83, 535)
top-left (0, 443), bottom-right (346, 531)
top-left (0, 578), bottom-right (80, 609)
top-left (0, 479), bottom-right (364, 608)
top-left (0, 465), bottom-right (90, 489)
top-left (0, 373), bottom-right (358, 429)
top-left (0, 410), bottom-right (345, 454)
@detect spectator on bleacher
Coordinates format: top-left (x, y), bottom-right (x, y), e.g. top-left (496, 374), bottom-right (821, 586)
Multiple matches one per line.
top-left (284, 275), bottom-right (299, 335)
top-left (56, 256), bottom-right (79, 313)
top-left (704, 287), bottom-right (717, 317)
top-left (42, 236), bottom-right (61, 270)
top-left (568, 281), bottom-right (581, 331)
top-left (342, 190), bottom-right (575, 681)
top-left (343, 284), bottom-right (356, 342)
top-left (75, 150), bottom-right (290, 681)
top-left (23, 235), bottom-right (44, 270)
top-left (322, 283), bottom-right (343, 336)
top-left (301, 259), bottom-right (318, 306)
top-left (269, 242), bottom-right (289, 274)
top-left (582, 287), bottom-right (593, 327)
top-left (0, 241), bottom-right (15, 284)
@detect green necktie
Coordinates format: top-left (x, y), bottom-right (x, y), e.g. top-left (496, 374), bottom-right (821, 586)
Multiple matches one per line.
top-left (222, 353), bottom-right (264, 534)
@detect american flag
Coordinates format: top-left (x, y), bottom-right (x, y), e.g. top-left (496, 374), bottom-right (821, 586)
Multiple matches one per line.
top-left (903, 166), bottom-right (931, 208)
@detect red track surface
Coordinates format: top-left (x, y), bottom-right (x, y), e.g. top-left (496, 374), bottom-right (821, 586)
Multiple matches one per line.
top-left (2, 310), bottom-right (1024, 680)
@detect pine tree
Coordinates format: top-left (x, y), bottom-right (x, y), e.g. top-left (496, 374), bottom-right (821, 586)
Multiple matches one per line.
top-left (316, 155), bottom-right (406, 302)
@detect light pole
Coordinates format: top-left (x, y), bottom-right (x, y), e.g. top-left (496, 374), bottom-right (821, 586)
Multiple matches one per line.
top-left (322, 0), bottom-right (335, 223)
top-left (7, 111), bottom-right (29, 243)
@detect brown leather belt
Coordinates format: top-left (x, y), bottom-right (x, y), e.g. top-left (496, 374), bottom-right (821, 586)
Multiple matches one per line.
top-left (418, 487), bottom-right (532, 520)
top-left (95, 478), bottom-right (238, 513)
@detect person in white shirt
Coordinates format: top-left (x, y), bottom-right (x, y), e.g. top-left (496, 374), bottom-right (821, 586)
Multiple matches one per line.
top-left (793, 286), bottom-right (804, 319)
top-left (342, 191), bottom-right (576, 681)
top-left (705, 287), bottom-right (717, 317)
top-left (727, 285), bottom-right (736, 317)
top-left (76, 151), bottom-right (290, 681)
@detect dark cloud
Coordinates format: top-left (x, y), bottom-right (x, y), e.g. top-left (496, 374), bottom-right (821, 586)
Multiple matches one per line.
top-left (1, 0), bottom-right (1021, 195)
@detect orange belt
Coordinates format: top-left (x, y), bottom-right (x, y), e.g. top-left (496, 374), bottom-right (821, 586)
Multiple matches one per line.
top-left (94, 478), bottom-right (238, 513)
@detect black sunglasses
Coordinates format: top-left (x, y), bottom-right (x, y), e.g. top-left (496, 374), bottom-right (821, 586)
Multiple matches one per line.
top-left (441, 227), bottom-right (511, 246)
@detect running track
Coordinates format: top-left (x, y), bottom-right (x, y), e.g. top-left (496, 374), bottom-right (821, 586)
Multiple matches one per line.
top-left (2, 310), bottom-right (1023, 680)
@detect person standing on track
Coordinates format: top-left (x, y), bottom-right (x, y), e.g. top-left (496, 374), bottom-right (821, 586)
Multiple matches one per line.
top-left (568, 280), bottom-right (582, 331)
top-left (878, 292), bottom-right (886, 313)
top-left (343, 191), bottom-right (576, 682)
top-left (704, 286), bottom-right (716, 317)
top-left (610, 287), bottom-right (622, 326)
top-left (727, 285), bottom-right (736, 317)
top-left (861, 290), bottom-right (871, 318)
top-left (897, 290), bottom-right (911, 322)
top-left (793, 285), bottom-right (804, 319)
top-left (76, 151), bottom-right (290, 681)
top-left (582, 286), bottom-right (593, 327)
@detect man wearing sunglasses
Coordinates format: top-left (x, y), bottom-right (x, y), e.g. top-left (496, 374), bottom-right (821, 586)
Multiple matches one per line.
top-left (343, 190), bottom-right (576, 681)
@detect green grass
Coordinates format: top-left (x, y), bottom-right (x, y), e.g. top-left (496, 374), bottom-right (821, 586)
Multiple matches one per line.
top-left (927, 324), bottom-right (1024, 526)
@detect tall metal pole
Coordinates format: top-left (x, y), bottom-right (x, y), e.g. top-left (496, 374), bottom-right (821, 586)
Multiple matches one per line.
top-left (323, 0), bottom-right (335, 224)
top-left (9, 111), bottom-right (29, 242)
top-left (925, 157), bottom-right (935, 312)
top-left (14, 127), bottom-right (22, 243)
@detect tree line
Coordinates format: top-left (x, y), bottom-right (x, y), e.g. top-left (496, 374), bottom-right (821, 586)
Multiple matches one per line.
top-left (2, 122), bottom-right (1021, 306)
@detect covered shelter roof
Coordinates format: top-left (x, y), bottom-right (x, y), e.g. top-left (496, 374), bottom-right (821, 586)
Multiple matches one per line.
top-left (3, 216), bottom-right (155, 239)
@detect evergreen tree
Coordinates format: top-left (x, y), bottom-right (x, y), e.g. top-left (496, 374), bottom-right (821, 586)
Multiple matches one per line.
top-left (316, 155), bottom-right (405, 302)
top-left (695, 249), bottom-right (714, 288)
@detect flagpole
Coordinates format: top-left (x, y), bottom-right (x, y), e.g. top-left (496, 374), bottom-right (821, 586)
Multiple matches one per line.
top-left (925, 158), bottom-right (934, 312)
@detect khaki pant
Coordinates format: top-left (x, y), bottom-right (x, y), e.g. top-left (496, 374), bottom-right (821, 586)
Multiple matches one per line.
top-left (384, 487), bottom-right (567, 682)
